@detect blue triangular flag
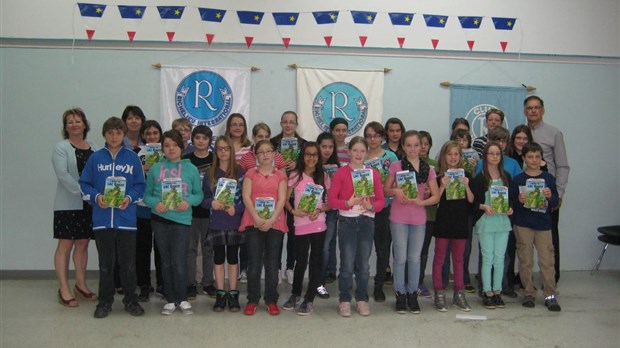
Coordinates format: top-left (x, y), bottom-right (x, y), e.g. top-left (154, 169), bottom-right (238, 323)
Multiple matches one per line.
top-left (157, 6), bottom-right (185, 19)
top-left (423, 14), bottom-right (448, 28)
top-left (459, 16), bottom-right (483, 29)
top-left (389, 13), bottom-right (414, 26)
top-left (351, 11), bottom-right (377, 24)
top-left (118, 5), bottom-right (146, 19)
top-left (313, 11), bottom-right (339, 24)
top-left (237, 11), bottom-right (264, 25)
top-left (199, 8), bottom-right (226, 23)
top-left (78, 3), bottom-right (106, 18)
top-left (273, 12), bottom-right (299, 26)
top-left (492, 17), bottom-right (517, 30)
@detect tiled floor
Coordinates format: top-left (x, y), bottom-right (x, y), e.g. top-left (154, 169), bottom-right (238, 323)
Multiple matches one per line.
top-left (1, 271), bottom-right (618, 348)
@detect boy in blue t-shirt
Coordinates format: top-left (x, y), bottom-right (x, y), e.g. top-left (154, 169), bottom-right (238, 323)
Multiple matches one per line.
top-left (509, 142), bottom-right (561, 311)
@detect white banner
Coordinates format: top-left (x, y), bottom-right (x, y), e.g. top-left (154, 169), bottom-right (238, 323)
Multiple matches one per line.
top-left (296, 67), bottom-right (384, 142)
top-left (160, 65), bottom-right (251, 136)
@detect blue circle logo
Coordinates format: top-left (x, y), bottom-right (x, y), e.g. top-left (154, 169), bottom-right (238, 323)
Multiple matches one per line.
top-left (175, 71), bottom-right (233, 126)
top-left (466, 103), bottom-right (508, 138)
top-left (312, 82), bottom-right (368, 136)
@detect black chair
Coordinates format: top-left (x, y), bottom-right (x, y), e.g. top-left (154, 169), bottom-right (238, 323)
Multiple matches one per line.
top-left (591, 225), bottom-right (620, 275)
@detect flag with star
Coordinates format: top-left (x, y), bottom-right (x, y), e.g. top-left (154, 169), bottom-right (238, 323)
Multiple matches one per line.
top-left (118, 5), bottom-right (146, 42)
top-left (492, 17), bottom-right (517, 30)
top-left (199, 8), bottom-right (226, 45)
top-left (77, 3), bottom-right (106, 40)
top-left (388, 12), bottom-right (414, 48)
top-left (272, 12), bottom-right (300, 48)
top-left (423, 14), bottom-right (449, 49)
top-left (350, 11), bottom-right (377, 47)
top-left (312, 11), bottom-right (339, 47)
top-left (157, 6), bottom-right (185, 42)
top-left (237, 11), bottom-right (264, 48)
top-left (458, 16), bottom-right (483, 51)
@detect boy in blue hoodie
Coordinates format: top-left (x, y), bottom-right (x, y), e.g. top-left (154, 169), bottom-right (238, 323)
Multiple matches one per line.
top-left (80, 117), bottom-right (146, 318)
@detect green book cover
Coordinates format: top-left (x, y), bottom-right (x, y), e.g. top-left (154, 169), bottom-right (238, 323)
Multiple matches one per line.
top-left (103, 176), bottom-right (126, 208)
top-left (214, 177), bottom-right (237, 208)
top-left (280, 137), bottom-right (299, 162)
top-left (297, 183), bottom-right (324, 213)
top-left (490, 185), bottom-right (509, 213)
top-left (524, 178), bottom-right (546, 210)
top-left (161, 178), bottom-right (183, 210)
top-left (255, 197), bottom-right (276, 219)
top-left (396, 170), bottom-right (417, 199)
top-left (144, 143), bottom-right (162, 166)
top-left (445, 168), bottom-right (466, 200)
top-left (352, 168), bottom-right (375, 198)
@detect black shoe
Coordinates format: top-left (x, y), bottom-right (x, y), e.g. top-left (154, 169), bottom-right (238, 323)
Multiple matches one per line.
top-left (544, 296), bottom-right (561, 312)
top-left (493, 294), bottom-right (506, 308)
top-left (94, 303), bottom-right (112, 318)
top-left (464, 284), bottom-right (476, 294)
top-left (406, 292), bottom-right (420, 314)
top-left (316, 285), bottom-right (330, 299)
top-left (384, 269), bottom-right (394, 285)
top-left (374, 287), bottom-right (386, 302)
top-left (395, 292), bottom-right (407, 314)
top-left (482, 294), bottom-right (496, 309)
top-left (156, 285), bottom-right (165, 298)
top-left (325, 273), bottom-right (337, 284)
top-left (187, 285), bottom-right (197, 301)
top-left (228, 290), bottom-right (241, 312)
top-left (138, 286), bottom-right (150, 302)
top-left (522, 295), bottom-right (535, 308)
top-left (501, 288), bottom-right (518, 298)
top-left (202, 285), bottom-right (217, 298)
top-left (124, 301), bottom-right (145, 316)
top-left (115, 287), bottom-right (124, 295)
top-left (213, 290), bottom-right (228, 312)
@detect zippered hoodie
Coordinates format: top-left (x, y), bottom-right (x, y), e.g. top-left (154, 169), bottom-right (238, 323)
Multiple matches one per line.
top-left (144, 158), bottom-right (204, 226)
top-left (79, 145), bottom-right (145, 231)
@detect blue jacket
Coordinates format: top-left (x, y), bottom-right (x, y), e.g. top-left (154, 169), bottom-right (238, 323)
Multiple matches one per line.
top-left (79, 146), bottom-right (145, 231)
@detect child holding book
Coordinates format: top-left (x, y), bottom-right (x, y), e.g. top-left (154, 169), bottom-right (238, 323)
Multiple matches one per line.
top-left (316, 132), bottom-right (340, 299)
top-left (282, 142), bottom-right (329, 315)
top-left (432, 141), bottom-right (474, 312)
top-left (510, 142), bottom-right (561, 311)
top-left (201, 135), bottom-right (246, 312)
top-left (239, 140), bottom-right (288, 316)
top-left (384, 130), bottom-right (439, 314)
top-left (328, 136), bottom-right (385, 317)
top-left (79, 117), bottom-right (145, 318)
top-left (471, 141), bottom-right (513, 309)
top-left (144, 130), bottom-right (204, 316)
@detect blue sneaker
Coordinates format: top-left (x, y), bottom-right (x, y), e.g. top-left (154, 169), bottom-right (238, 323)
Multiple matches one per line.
top-left (417, 284), bottom-right (432, 298)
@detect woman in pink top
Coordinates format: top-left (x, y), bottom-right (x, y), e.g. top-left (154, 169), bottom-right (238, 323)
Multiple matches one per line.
top-left (239, 140), bottom-right (288, 316)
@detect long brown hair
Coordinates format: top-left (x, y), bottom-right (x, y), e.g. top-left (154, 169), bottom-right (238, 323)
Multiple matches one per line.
top-left (224, 113), bottom-right (251, 147)
top-left (438, 141), bottom-right (463, 176)
top-left (482, 141), bottom-right (510, 187)
top-left (206, 135), bottom-right (240, 189)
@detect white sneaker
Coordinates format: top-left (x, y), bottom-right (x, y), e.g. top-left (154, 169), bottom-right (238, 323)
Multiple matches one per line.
top-left (239, 270), bottom-right (248, 284)
top-left (161, 302), bottom-right (176, 315)
top-left (286, 269), bottom-right (294, 285)
top-left (179, 301), bottom-right (193, 315)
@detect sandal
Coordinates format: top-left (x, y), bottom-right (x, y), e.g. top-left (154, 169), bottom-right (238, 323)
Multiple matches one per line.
top-left (74, 285), bottom-right (97, 301)
top-left (58, 289), bottom-right (79, 307)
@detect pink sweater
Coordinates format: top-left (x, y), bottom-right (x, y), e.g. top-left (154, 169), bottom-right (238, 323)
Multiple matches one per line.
top-left (327, 165), bottom-right (385, 217)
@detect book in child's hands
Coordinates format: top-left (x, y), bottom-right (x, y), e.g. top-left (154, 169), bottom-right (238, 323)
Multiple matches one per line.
top-left (323, 164), bottom-right (338, 178)
top-left (297, 183), bottom-right (324, 213)
top-left (445, 169), bottom-right (466, 200)
top-left (255, 197), bottom-right (276, 219)
top-left (280, 137), bottom-right (299, 162)
top-left (490, 185), bottom-right (509, 213)
top-left (144, 143), bottom-right (162, 166)
top-left (364, 157), bottom-right (388, 182)
top-left (103, 176), bottom-right (126, 208)
top-left (396, 170), bottom-right (417, 199)
top-left (524, 178), bottom-right (546, 210)
top-left (214, 178), bottom-right (237, 208)
top-left (461, 149), bottom-right (476, 173)
top-left (352, 168), bottom-right (375, 198)
top-left (161, 178), bottom-right (183, 210)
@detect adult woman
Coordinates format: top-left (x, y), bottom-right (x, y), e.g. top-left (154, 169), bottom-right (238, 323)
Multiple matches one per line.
top-left (52, 108), bottom-right (98, 307)
top-left (121, 105), bottom-right (146, 152)
top-left (224, 113), bottom-right (252, 161)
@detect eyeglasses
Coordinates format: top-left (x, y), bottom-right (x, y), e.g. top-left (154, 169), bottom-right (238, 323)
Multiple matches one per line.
top-left (280, 121), bottom-right (298, 126)
top-left (216, 146), bottom-right (231, 152)
top-left (304, 153), bottom-right (319, 158)
top-left (256, 150), bottom-right (274, 156)
top-left (526, 106), bottom-right (543, 111)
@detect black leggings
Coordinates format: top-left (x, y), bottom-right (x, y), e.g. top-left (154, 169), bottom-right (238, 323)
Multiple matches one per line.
top-left (213, 244), bottom-right (240, 265)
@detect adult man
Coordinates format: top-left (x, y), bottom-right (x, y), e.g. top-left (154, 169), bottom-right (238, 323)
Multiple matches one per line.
top-left (524, 96), bottom-right (569, 283)
top-left (472, 109), bottom-right (504, 157)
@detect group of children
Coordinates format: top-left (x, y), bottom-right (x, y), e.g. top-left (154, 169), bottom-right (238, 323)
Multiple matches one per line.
top-left (74, 104), bottom-right (561, 319)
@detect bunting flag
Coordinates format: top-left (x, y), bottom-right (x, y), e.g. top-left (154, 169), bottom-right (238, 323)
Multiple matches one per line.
top-left (423, 14), bottom-right (448, 49)
top-left (198, 8), bottom-right (226, 45)
top-left (296, 68), bottom-right (384, 141)
top-left (273, 12), bottom-right (299, 48)
top-left (458, 16), bottom-right (483, 51)
top-left (237, 11), bottom-right (264, 48)
top-left (118, 5), bottom-right (146, 42)
top-left (77, 3), bottom-right (106, 40)
top-left (449, 84), bottom-right (526, 138)
top-left (312, 11), bottom-right (339, 47)
top-left (388, 12), bottom-right (414, 48)
top-left (157, 6), bottom-right (185, 42)
top-left (492, 17), bottom-right (517, 30)
top-left (500, 41), bottom-right (508, 52)
top-left (350, 11), bottom-right (377, 47)
top-left (160, 66), bottom-right (251, 136)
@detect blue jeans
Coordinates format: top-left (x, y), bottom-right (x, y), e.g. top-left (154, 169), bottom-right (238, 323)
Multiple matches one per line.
top-left (391, 222), bottom-right (425, 294)
top-left (152, 220), bottom-right (190, 304)
top-left (373, 207), bottom-right (392, 288)
top-left (338, 215), bottom-right (374, 302)
top-left (321, 210), bottom-right (338, 284)
top-left (246, 227), bottom-right (284, 304)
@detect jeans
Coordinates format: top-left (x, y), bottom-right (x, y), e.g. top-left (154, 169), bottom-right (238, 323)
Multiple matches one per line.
top-left (373, 208), bottom-right (391, 289)
top-left (433, 238), bottom-right (466, 292)
top-left (94, 229), bottom-right (137, 305)
top-left (391, 222), bottom-right (425, 294)
top-left (292, 231), bottom-right (325, 302)
top-left (187, 217), bottom-right (214, 287)
top-left (338, 215), bottom-right (374, 302)
top-left (418, 220), bottom-right (434, 285)
top-left (152, 220), bottom-right (190, 304)
top-left (320, 210), bottom-right (338, 284)
top-left (246, 227), bottom-right (284, 304)
top-left (478, 230), bottom-right (509, 293)
top-left (136, 217), bottom-right (153, 288)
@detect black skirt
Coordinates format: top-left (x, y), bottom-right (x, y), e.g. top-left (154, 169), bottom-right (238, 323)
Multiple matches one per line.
top-left (53, 202), bottom-right (94, 240)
